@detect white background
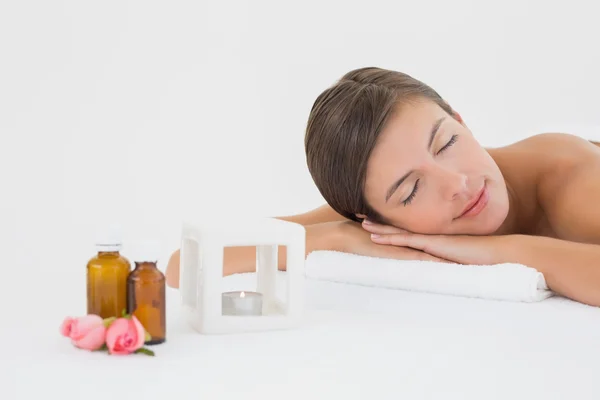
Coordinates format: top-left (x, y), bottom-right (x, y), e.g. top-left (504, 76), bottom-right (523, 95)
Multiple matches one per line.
top-left (1, 1), bottom-right (599, 393)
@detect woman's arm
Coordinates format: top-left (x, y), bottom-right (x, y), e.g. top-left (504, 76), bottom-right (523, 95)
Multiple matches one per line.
top-left (165, 223), bottom-right (334, 288)
top-left (165, 207), bottom-right (446, 289)
top-left (365, 226), bottom-right (600, 307)
top-left (165, 204), bottom-right (347, 288)
top-left (501, 235), bottom-right (600, 306)
top-left (277, 203), bottom-right (349, 226)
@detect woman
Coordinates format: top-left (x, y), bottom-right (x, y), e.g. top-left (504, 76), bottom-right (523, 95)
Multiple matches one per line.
top-left (166, 67), bottom-right (600, 307)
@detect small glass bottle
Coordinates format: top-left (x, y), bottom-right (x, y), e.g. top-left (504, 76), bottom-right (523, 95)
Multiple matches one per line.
top-left (87, 227), bottom-right (131, 319)
top-left (127, 242), bottom-right (166, 345)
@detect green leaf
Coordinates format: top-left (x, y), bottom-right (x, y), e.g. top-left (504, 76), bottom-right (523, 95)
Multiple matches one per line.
top-left (144, 331), bottom-right (152, 342)
top-left (134, 347), bottom-right (155, 356)
top-left (102, 317), bottom-right (116, 328)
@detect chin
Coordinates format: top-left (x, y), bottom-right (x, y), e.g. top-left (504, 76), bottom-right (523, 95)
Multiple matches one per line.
top-left (451, 221), bottom-right (495, 236)
top-left (454, 195), bottom-right (509, 235)
top-left (474, 218), bottom-right (505, 235)
top-left (477, 203), bottom-right (509, 235)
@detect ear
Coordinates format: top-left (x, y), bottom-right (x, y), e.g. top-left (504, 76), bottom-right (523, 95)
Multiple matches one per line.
top-left (442, 101), bottom-right (465, 125)
top-left (452, 110), bottom-right (469, 129)
top-left (452, 110), bottom-right (463, 124)
top-left (355, 213), bottom-right (367, 220)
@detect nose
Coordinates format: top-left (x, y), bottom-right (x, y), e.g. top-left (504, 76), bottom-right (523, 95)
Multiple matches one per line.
top-left (431, 164), bottom-right (468, 200)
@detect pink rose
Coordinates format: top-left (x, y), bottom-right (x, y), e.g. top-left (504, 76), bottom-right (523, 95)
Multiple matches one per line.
top-left (105, 316), bottom-right (146, 355)
top-left (59, 315), bottom-right (106, 351)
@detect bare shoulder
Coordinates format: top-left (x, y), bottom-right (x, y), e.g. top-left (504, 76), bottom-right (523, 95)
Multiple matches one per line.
top-left (496, 132), bottom-right (600, 181)
top-left (511, 133), bottom-right (600, 242)
top-left (508, 132), bottom-right (599, 161)
top-left (490, 132), bottom-right (599, 193)
top-left (517, 131), bottom-right (599, 175)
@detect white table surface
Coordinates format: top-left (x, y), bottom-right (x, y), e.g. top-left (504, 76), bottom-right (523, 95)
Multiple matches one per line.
top-left (2, 270), bottom-right (600, 400)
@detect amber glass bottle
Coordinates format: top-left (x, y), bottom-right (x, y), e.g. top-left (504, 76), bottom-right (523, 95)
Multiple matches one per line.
top-left (127, 242), bottom-right (166, 345)
top-left (87, 229), bottom-right (131, 319)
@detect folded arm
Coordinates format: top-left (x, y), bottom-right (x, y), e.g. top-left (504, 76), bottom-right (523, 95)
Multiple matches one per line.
top-left (500, 235), bottom-right (600, 306)
top-left (367, 226), bottom-right (600, 306)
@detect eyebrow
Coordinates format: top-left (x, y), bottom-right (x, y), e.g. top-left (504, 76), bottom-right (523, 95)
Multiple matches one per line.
top-left (384, 116), bottom-right (447, 203)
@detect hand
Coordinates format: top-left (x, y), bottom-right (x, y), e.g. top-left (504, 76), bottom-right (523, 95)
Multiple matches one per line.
top-left (309, 220), bottom-right (451, 263)
top-left (361, 220), bottom-right (505, 265)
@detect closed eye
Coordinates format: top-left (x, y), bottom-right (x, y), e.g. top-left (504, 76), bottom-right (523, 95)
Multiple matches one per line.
top-left (402, 135), bottom-right (458, 206)
top-left (437, 134), bottom-right (458, 155)
top-left (402, 178), bottom-right (419, 206)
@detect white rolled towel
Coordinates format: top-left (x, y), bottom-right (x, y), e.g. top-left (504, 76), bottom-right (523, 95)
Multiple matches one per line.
top-left (305, 251), bottom-right (554, 303)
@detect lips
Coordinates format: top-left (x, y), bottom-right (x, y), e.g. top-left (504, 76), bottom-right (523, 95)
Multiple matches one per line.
top-left (457, 184), bottom-right (488, 219)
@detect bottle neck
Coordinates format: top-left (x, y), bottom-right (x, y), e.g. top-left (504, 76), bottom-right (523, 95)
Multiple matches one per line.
top-left (98, 251), bottom-right (120, 257)
top-left (134, 262), bottom-right (157, 269)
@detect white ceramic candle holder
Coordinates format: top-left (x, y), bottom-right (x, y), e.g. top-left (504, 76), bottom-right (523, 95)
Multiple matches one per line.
top-left (179, 217), bottom-right (306, 334)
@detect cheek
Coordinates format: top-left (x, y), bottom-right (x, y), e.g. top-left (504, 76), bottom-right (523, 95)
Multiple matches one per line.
top-left (455, 145), bottom-right (492, 175)
top-left (397, 206), bottom-right (451, 234)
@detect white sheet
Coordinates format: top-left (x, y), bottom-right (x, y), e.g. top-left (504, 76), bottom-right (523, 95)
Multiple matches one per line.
top-left (5, 271), bottom-right (600, 400)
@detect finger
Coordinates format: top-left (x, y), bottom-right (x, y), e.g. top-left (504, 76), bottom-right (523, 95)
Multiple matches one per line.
top-left (362, 220), bottom-right (408, 235)
top-left (371, 232), bottom-right (427, 251)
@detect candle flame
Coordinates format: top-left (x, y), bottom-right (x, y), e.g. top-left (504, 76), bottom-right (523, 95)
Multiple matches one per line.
top-left (240, 291), bottom-right (245, 298)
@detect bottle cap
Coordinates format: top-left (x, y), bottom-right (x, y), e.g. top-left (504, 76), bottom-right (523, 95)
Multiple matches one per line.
top-left (95, 224), bottom-right (123, 252)
top-left (131, 240), bottom-right (160, 263)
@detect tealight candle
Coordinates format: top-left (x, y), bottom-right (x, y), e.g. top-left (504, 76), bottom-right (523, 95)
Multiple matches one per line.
top-left (222, 291), bottom-right (263, 316)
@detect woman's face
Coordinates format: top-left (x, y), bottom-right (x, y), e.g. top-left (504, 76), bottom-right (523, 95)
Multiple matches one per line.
top-left (362, 99), bottom-right (509, 235)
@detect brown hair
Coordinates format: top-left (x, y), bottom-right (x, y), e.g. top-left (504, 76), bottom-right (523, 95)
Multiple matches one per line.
top-left (304, 66), bottom-right (454, 224)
